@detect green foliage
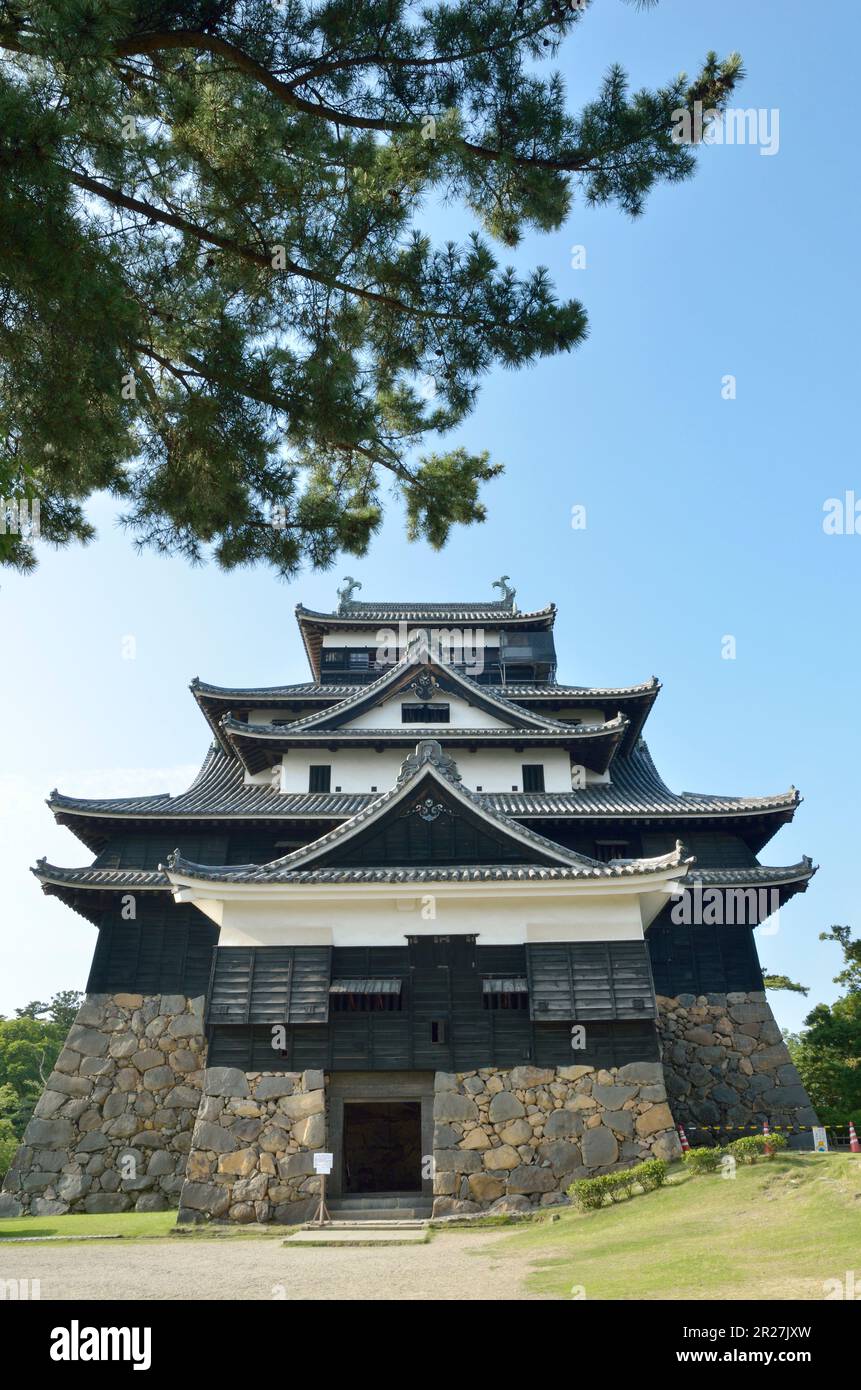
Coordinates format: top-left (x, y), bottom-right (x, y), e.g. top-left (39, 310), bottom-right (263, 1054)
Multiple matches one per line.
top-left (0, 2), bottom-right (742, 575)
top-left (787, 925), bottom-right (861, 1127)
top-left (567, 1157), bottom-right (667, 1210)
top-left (0, 990), bottom-right (82, 1141)
top-left (726, 1132), bottom-right (787, 1164)
top-left (0, 1116), bottom-right (18, 1179)
top-left (762, 972), bottom-right (809, 995)
top-left (681, 1145), bottom-right (724, 1174)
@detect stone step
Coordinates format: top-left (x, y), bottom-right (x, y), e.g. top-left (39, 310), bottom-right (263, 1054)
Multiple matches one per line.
top-left (325, 1206), bottom-right (432, 1221)
top-left (329, 1193), bottom-right (426, 1209)
top-left (284, 1226), bottom-right (430, 1247)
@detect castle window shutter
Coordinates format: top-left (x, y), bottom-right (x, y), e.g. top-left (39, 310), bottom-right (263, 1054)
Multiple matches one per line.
top-left (526, 943), bottom-right (656, 1022)
top-left (208, 946), bottom-right (332, 1024)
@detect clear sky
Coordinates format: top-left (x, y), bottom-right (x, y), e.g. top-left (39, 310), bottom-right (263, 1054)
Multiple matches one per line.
top-left (2, 0), bottom-right (858, 1034)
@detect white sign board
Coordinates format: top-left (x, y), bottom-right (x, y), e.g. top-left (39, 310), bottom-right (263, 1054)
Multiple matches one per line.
top-left (313, 1152), bottom-right (334, 1174)
top-left (812, 1127), bottom-right (829, 1153)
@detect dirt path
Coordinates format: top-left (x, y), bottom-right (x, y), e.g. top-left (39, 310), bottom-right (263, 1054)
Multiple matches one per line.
top-left (3, 1230), bottom-right (545, 1301)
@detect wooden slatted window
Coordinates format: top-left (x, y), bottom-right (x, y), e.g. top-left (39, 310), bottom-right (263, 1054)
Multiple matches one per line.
top-left (526, 941), bottom-right (656, 1021)
top-left (401, 703), bottom-right (450, 724)
top-left (207, 946), bottom-right (332, 1024)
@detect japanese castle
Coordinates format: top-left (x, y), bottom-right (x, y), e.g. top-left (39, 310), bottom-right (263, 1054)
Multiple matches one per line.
top-left (2, 582), bottom-right (818, 1223)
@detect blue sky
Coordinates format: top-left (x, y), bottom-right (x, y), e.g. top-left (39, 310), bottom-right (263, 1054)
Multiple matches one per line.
top-left (1, 0), bottom-right (858, 1032)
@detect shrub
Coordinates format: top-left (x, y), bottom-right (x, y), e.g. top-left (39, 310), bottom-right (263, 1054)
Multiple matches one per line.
top-left (726, 1132), bottom-right (788, 1164)
top-left (567, 1158), bottom-right (667, 1210)
top-left (0, 1118), bottom-right (19, 1181)
top-left (682, 1145), bottom-right (725, 1175)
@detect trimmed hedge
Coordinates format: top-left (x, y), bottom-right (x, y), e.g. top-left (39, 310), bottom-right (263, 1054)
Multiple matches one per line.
top-left (567, 1158), bottom-right (667, 1210)
top-left (726, 1132), bottom-right (787, 1164)
top-left (682, 1145), bottom-right (725, 1175)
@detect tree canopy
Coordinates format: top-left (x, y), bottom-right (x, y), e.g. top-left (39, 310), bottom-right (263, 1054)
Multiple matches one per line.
top-left (0, 0), bottom-right (742, 576)
top-left (0, 990), bottom-right (83, 1176)
top-left (787, 926), bottom-right (861, 1127)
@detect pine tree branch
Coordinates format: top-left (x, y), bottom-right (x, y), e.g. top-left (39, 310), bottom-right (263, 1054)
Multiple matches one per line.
top-left (62, 165), bottom-right (447, 319)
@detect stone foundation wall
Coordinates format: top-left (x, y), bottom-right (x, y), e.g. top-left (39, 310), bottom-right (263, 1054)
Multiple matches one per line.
top-left (657, 991), bottom-right (818, 1141)
top-left (0, 992), bottom-right (206, 1218)
top-left (431, 1062), bottom-right (682, 1217)
top-left (178, 1068), bottom-right (326, 1225)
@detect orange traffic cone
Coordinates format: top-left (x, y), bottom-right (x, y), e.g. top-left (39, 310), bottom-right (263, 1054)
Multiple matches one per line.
top-left (763, 1120), bottom-right (774, 1157)
top-left (678, 1124), bottom-right (691, 1153)
top-left (849, 1121), bottom-right (861, 1154)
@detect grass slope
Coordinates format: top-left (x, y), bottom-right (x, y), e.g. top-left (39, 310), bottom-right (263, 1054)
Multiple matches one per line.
top-left (0, 1211), bottom-right (285, 1242)
top-left (493, 1153), bottom-right (861, 1301)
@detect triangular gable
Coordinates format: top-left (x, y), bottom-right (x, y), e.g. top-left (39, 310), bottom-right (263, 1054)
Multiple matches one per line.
top-left (173, 747), bottom-right (600, 877)
top-left (279, 649), bottom-right (582, 736)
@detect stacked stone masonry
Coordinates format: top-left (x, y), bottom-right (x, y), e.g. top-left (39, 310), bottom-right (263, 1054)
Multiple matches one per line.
top-left (431, 1063), bottom-right (682, 1218)
top-left (1, 987), bottom-right (819, 1224)
top-left (657, 990), bottom-right (818, 1140)
top-left (177, 1068), bottom-right (326, 1225)
top-left (0, 992), bottom-right (206, 1218)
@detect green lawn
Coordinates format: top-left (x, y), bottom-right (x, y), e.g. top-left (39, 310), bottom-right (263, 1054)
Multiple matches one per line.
top-left (0, 1210), bottom-right (284, 1242)
top-left (488, 1153), bottom-right (861, 1300)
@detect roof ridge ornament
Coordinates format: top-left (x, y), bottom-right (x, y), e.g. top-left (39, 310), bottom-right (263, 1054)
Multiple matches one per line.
top-left (491, 575), bottom-right (517, 612)
top-left (408, 671), bottom-right (440, 701)
top-left (397, 739), bottom-right (463, 785)
top-left (337, 575), bottom-right (362, 613)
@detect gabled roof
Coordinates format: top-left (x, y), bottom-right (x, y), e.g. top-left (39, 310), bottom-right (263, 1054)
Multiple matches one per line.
top-left (33, 853), bottom-right (817, 897)
top-left (190, 673), bottom-right (660, 749)
top-left (164, 744), bottom-right (693, 888)
top-left (295, 595), bottom-right (555, 679)
top-left (679, 858), bottom-right (816, 888)
top-left (47, 739), bottom-right (802, 859)
top-left (220, 710), bottom-right (627, 775)
top-left (266, 649), bottom-right (588, 735)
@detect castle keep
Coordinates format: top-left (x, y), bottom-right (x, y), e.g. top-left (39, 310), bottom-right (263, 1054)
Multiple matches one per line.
top-left (1, 583), bottom-right (818, 1222)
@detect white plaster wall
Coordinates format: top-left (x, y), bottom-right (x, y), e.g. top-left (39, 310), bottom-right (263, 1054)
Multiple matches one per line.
top-left (213, 887), bottom-right (647, 948)
top-left (348, 691), bottom-right (508, 729)
top-left (277, 746), bottom-right (575, 793)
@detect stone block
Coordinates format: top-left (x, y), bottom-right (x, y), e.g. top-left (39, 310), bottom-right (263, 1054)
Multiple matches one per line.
top-left (277, 1090), bottom-right (325, 1120)
top-left (24, 1118), bottom-right (74, 1148)
top-left (84, 1193), bottom-right (132, 1214)
top-left (497, 1119), bottom-right (531, 1147)
top-left (537, 1140), bottom-right (581, 1175)
top-left (434, 1148), bottom-right (482, 1174)
top-left (481, 1144), bottom-right (520, 1171)
top-left (434, 1072), bottom-right (459, 1092)
top-left (292, 1112), bottom-right (325, 1148)
top-left (30, 1198), bottom-right (69, 1216)
top-left (488, 1091), bottom-right (525, 1123)
top-left (193, 1122), bottom-right (238, 1154)
top-left (467, 1174), bottom-right (505, 1202)
top-left (508, 1066), bottom-right (555, 1089)
top-left (433, 1124), bottom-right (460, 1149)
top-left (581, 1126), bottom-right (619, 1168)
top-left (180, 1182), bottom-right (230, 1216)
top-left (204, 1068), bottom-right (250, 1098)
top-left (254, 1076), bottom-right (296, 1100)
top-left (142, 1066), bottom-right (175, 1091)
top-left (135, 1193), bottom-right (169, 1212)
top-left (218, 1148), bottom-right (259, 1178)
top-left (65, 1027), bottom-right (109, 1058)
top-left (728, 1002), bottom-right (771, 1025)
top-left (557, 1065), bottom-right (595, 1082)
top-left (543, 1110), bottom-right (582, 1140)
top-left (591, 1084), bottom-right (638, 1107)
top-left (507, 1164), bottom-right (556, 1194)
top-left (433, 1092), bottom-right (479, 1123)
